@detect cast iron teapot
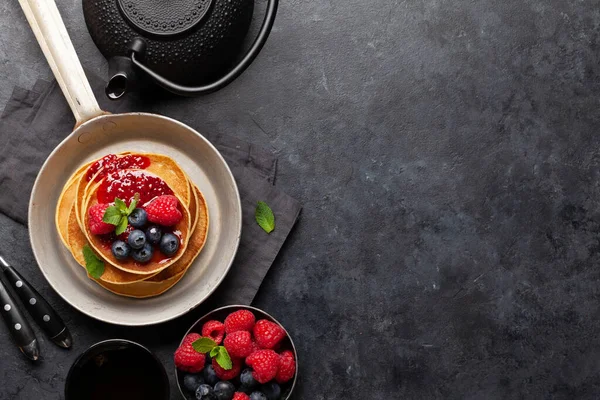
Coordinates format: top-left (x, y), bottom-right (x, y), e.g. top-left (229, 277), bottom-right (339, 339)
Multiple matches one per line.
top-left (82, 0), bottom-right (278, 98)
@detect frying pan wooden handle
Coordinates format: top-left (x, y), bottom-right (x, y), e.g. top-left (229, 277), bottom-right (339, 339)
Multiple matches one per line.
top-left (18, 0), bottom-right (104, 126)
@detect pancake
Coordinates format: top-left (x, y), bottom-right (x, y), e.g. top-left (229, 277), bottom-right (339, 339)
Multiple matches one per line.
top-left (56, 152), bottom-right (209, 297)
top-left (82, 170), bottom-right (192, 275)
top-left (94, 185), bottom-right (209, 297)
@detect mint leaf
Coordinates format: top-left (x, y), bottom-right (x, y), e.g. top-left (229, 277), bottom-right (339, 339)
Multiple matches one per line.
top-left (215, 346), bottom-right (232, 370)
top-left (82, 244), bottom-right (104, 279)
top-left (210, 347), bottom-right (220, 358)
top-left (255, 201), bottom-right (275, 233)
top-left (115, 217), bottom-right (128, 235)
top-left (115, 198), bottom-right (127, 213)
top-left (102, 206), bottom-right (123, 225)
top-left (127, 193), bottom-right (140, 214)
top-left (192, 337), bottom-right (218, 353)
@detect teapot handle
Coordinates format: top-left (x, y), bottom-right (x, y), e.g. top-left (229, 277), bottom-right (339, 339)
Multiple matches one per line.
top-left (112, 0), bottom-right (278, 98)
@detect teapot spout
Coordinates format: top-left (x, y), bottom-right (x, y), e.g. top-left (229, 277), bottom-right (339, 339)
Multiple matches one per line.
top-left (105, 56), bottom-right (138, 100)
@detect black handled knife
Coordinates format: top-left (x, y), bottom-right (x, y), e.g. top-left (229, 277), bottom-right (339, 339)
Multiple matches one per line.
top-left (0, 271), bottom-right (39, 360)
top-left (0, 256), bottom-right (72, 349)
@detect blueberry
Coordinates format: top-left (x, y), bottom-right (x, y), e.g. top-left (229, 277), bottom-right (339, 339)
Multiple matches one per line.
top-left (261, 382), bottom-right (281, 400)
top-left (111, 240), bottom-right (130, 260)
top-left (213, 381), bottom-right (235, 400)
top-left (183, 374), bottom-right (205, 393)
top-left (240, 369), bottom-right (258, 391)
top-left (127, 229), bottom-right (146, 249)
top-left (249, 392), bottom-right (267, 400)
top-left (160, 232), bottom-right (180, 256)
top-left (128, 208), bottom-right (147, 228)
top-left (145, 225), bottom-right (163, 245)
top-left (203, 365), bottom-right (219, 386)
top-left (195, 384), bottom-right (216, 400)
top-left (131, 242), bottom-right (153, 263)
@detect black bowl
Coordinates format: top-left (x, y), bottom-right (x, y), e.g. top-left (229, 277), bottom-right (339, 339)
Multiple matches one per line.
top-left (176, 305), bottom-right (298, 400)
top-left (65, 339), bottom-right (170, 400)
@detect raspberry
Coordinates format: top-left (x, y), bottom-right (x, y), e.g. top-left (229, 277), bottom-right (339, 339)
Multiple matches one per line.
top-left (276, 350), bottom-right (296, 383)
top-left (224, 331), bottom-right (253, 358)
top-left (183, 332), bottom-right (201, 345)
top-left (88, 203), bottom-right (115, 235)
top-left (233, 393), bottom-right (250, 400)
top-left (212, 357), bottom-right (242, 381)
top-left (245, 350), bottom-right (280, 384)
top-left (174, 333), bottom-right (205, 373)
top-left (224, 310), bottom-right (256, 333)
top-left (250, 339), bottom-right (261, 354)
top-left (202, 320), bottom-right (225, 344)
top-left (253, 320), bottom-right (286, 349)
top-left (145, 195), bottom-right (182, 226)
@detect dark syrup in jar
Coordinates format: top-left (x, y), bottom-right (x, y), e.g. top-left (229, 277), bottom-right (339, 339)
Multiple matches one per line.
top-left (66, 347), bottom-right (168, 400)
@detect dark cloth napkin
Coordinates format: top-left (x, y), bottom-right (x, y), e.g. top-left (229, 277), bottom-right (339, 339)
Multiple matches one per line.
top-left (0, 73), bottom-right (301, 306)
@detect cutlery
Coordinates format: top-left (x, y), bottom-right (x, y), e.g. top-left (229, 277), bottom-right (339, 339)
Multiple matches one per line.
top-left (0, 270), bottom-right (39, 360)
top-left (0, 256), bottom-right (72, 349)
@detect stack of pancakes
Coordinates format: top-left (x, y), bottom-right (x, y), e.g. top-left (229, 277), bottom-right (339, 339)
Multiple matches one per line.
top-left (56, 152), bottom-right (209, 298)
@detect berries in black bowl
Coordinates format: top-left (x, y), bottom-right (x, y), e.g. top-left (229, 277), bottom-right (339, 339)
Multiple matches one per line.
top-left (128, 208), bottom-right (148, 228)
top-left (111, 240), bottom-right (130, 260)
top-left (196, 384), bottom-right (217, 400)
top-left (128, 229), bottom-right (146, 249)
top-left (146, 225), bottom-right (163, 245)
top-left (132, 242), bottom-right (153, 263)
top-left (214, 381), bottom-right (235, 400)
top-left (183, 374), bottom-right (205, 393)
top-left (160, 232), bottom-right (180, 256)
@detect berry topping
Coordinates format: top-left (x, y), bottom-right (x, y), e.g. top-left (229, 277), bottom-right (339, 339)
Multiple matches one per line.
top-left (275, 350), bottom-right (296, 384)
top-left (160, 232), bottom-right (181, 256)
top-left (131, 242), bottom-right (153, 263)
top-left (195, 384), bottom-right (216, 400)
top-left (175, 333), bottom-right (206, 373)
top-left (224, 331), bottom-right (253, 358)
top-left (145, 194), bottom-right (182, 226)
top-left (262, 382), bottom-right (281, 400)
top-left (86, 154), bottom-right (150, 182)
top-left (224, 310), bottom-right (256, 334)
top-left (212, 357), bottom-right (242, 381)
top-left (128, 208), bottom-right (148, 228)
top-left (127, 229), bottom-right (146, 249)
top-left (97, 170), bottom-right (173, 205)
top-left (111, 240), bottom-right (130, 260)
top-left (214, 381), bottom-right (235, 400)
top-left (145, 225), bottom-right (163, 245)
top-left (233, 393), bottom-right (250, 400)
top-left (245, 350), bottom-right (280, 384)
top-left (203, 364), bottom-right (219, 386)
top-left (183, 374), bottom-right (205, 393)
top-left (202, 321), bottom-right (225, 345)
top-left (253, 320), bottom-right (286, 350)
top-left (88, 203), bottom-right (115, 235)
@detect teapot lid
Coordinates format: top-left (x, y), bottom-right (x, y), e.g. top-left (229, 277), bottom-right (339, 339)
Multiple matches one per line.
top-left (117, 0), bottom-right (212, 37)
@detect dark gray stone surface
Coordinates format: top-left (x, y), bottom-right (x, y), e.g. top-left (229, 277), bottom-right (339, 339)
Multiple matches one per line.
top-left (1, 0), bottom-right (600, 399)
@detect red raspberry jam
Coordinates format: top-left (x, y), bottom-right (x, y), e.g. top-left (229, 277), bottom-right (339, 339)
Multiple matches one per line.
top-left (85, 154), bottom-right (151, 182)
top-left (96, 170), bottom-right (174, 205)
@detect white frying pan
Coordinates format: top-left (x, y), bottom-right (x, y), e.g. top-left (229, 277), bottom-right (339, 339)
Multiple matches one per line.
top-left (19, 0), bottom-right (242, 325)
